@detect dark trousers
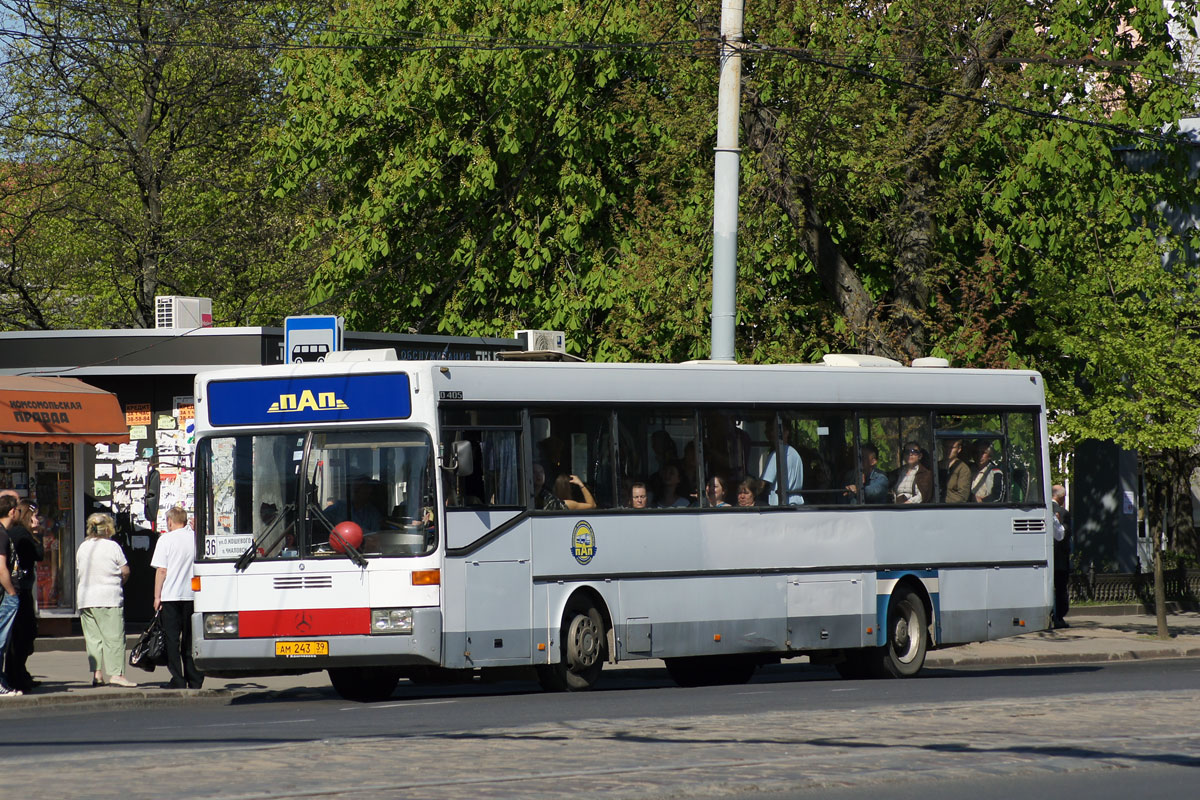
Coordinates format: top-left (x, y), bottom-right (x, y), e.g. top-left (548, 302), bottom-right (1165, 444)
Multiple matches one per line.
top-left (160, 600), bottom-right (203, 689)
top-left (4, 588), bottom-right (37, 690)
top-left (1054, 569), bottom-right (1070, 623)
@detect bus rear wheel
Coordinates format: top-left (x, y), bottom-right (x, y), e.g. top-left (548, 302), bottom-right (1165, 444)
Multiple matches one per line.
top-left (878, 588), bottom-right (928, 678)
top-left (536, 598), bottom-right (606, 692)
top-left (328, 666), bottom-right (401, 702)
top-left (666, 655), bottom-right (758, 687)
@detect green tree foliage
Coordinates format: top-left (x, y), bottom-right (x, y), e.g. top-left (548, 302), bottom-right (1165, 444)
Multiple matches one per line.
top-left (0, 0), bottom-right (320, 329)
top-left (273, 0), bottom-right (708, 357)
top-left (275, 1), bottom-right (1199, 371)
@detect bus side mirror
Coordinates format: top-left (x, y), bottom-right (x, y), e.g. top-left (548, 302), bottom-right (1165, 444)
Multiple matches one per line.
top-left (441, 440), bottom-right (475, 477)
top-left (453, 440), bottom-right (474, 477)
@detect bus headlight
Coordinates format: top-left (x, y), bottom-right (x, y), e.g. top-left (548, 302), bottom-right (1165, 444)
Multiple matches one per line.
top-left (370, 608), bottom-right (413, 634)
top-left (203, 613), bottom-right (238, 638)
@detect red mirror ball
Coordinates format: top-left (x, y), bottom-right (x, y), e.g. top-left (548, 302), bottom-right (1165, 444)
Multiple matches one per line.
top-left (330, 521), bottom-right (364, 553)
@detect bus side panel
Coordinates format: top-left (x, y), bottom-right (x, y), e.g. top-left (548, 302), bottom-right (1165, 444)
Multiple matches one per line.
top-left (987, 565), bottom-right (1053, 640)
top-left (785, 573), bottom-right (869, 650)
top-left (616, 575), bottom-right (787, 659)
top-left (443, 514), bottom-right (533, 669)
top-left (936, 568), bottom-right (990, 644)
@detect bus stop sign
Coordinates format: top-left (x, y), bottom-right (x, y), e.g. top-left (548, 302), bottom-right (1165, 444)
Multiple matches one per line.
top-left (284, 316), bottom-right (344, 364)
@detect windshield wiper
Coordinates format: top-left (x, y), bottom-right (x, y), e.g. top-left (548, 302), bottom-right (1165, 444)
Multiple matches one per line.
top-left (234, 503), bottom-right (295, 572)
top-left (308, 503), bottom-right (369, 568)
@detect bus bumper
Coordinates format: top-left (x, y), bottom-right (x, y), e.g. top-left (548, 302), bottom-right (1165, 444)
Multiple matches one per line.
top-left (192, 607), bottom-right (443, 675)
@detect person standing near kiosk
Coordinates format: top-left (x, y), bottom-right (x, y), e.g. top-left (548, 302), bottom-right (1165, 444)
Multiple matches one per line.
top-left (152, 506), bottom-right (203, 689)
top-left (0, 495), bottom-right (24, 696)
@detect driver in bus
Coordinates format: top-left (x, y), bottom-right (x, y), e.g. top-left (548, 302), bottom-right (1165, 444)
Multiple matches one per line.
top-left (326, 480), bottom-right (384, 532)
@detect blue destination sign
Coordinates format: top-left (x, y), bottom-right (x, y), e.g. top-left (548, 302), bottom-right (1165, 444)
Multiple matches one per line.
top-left (207, 373), bottom-right (412, 426)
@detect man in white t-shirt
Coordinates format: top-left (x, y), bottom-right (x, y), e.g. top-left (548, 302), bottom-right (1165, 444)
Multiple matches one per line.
top-left (151, 506), bottom-right (203, 689)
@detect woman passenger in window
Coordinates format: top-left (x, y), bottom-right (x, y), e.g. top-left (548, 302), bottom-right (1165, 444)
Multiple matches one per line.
top-left (893, 442), bottom-right (933, 504)
top-left (705, 475), bottom-right (731, 507)
top-left (654, 464), bottom-right (691, 508)
top-left (735, 478), bottom-right (757, 507)
top-left (942, 439), bottom-right (972, 503)
top-left (552, 474), bottom-right (597, 511)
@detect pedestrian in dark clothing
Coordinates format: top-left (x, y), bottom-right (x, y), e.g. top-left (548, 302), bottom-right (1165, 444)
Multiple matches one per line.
top-left (0, 495), bottom-right (24, 696)
top-left (1052, 485), bottom-right (1072, 629)
top-left (1, 492), bottom-right (43, 692)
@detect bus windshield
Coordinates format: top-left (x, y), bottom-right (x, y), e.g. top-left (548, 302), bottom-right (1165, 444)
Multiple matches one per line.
top-left (197, 429), bottom-right (438, 561)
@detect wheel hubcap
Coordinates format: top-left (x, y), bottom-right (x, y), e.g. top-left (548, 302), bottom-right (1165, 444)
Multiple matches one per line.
top-left (566, 613), bottom-right (601, 671)
top-left (893, 603), bottom-right (919, 663)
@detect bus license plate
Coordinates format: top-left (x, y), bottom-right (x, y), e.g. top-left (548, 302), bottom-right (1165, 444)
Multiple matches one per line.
top-left (275, 640), bottom-right (328, 657)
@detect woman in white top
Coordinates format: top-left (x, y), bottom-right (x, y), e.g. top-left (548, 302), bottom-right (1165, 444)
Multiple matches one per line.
top-left (76, 513), bottom-right (135, 687)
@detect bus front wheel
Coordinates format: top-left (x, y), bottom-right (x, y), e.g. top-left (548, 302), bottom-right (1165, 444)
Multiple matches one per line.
top-left (328, 666), bottom-right (400, 702)
top-left (537, 598), bottom-right (606, 692)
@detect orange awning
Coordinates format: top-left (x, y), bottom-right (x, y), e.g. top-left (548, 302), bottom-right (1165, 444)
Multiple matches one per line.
top-left (0, 376), bottom-right (129, 445)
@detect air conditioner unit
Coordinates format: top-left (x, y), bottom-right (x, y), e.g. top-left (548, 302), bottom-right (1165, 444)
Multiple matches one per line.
top-left (155, 296), bottom-right (213, 329)
top-left (515, 329), bottom-right (566, 353)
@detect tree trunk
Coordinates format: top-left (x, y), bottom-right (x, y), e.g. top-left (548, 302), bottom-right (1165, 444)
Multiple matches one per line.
top-left (741, 92), bottom-right (901, 360)
top-left (1154, 482), bottom-right (1169, 638)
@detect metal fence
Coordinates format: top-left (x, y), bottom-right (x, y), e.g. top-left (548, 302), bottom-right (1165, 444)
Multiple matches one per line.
top-left (1069, 567), bottom-right (1200, 605)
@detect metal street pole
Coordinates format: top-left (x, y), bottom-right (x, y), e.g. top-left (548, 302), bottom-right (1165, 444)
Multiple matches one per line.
top-left (710, 0), bottom-right (744, 363)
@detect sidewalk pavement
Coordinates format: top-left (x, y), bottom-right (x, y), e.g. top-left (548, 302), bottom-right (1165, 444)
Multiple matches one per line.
top-left (3, 609), bottom-right (1199, 711)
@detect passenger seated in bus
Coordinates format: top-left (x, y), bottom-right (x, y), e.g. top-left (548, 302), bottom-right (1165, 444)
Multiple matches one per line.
top-left (942, 439), bottom-right (972, 503)
top-left (537, 435), bottom-right (568, 477)
top-left (798, 445), bottom-right (833, 504)
top-left (970, 441), bottom-right (1004, 503)
top-left (532, 463), bottom-right (563, 510)
top-left (681, 442), bottom-right (700, 504)
top-left (842, 443), bottom-right (889, 504)
top-left (647, 431), bottom-right (679, 500)
top-left (760, 419), bottom-right (804, 505)
top-left (654, 463), bottom-right (692, 508)
top-left (552, 474), bottom-right (597, 511)
top-left (326, 480), bottom-right (384, 531)
top-left (629, 482), bottom-right (649, 509)
top-left (893, 442), bottom-right (934, 504)
top-left (705, 475), bottom-right (731, 507)
top-left (735, 478), bottom-right (758, 507)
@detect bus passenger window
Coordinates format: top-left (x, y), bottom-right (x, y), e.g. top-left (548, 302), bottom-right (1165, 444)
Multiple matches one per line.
top-left (859, 414), bottom-right (934, 505)
top-left (531, 410), bottom-right (614, 509)
top-left (1005, 413), bottom-right (1043, 504)
top-left (787, 412), bottom-right (854, 506)
top-left (617, 409), bottom-right (698, 508)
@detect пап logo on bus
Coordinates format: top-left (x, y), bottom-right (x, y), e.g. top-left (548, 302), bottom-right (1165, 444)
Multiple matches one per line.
top-left (268, 389), bottom-right (349, 414)
top-left (572, 521), bottom-right (596, 565)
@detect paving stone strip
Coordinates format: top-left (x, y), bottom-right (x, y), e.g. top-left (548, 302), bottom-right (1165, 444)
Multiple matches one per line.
top-left (7, 690), bottom-right (1198, 799)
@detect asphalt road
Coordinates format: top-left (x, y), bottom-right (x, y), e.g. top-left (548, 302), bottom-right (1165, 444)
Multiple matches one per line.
top-left (4, 658), bottom-right (1199, 799)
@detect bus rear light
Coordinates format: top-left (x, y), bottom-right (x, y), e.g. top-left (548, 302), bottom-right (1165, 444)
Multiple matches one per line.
top-left (370, 608), bottom-right (413, 634)
top-left (411, 569), bottom-right (440, 586)
top-left (203, 613), bottom-right (238, 638)
top-left (191, 577), bottom-right (202, 592)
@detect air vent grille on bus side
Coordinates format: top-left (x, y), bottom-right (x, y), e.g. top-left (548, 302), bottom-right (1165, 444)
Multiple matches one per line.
top-left (272, 576), bottom-right (333, 590)
top-left (1012, 519), bottom-right (1047, 533)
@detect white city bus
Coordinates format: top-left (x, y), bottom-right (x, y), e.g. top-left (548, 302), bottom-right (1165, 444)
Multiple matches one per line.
top-left (190, 353), bottom-right (1053, 701)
